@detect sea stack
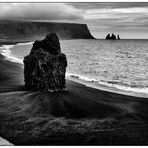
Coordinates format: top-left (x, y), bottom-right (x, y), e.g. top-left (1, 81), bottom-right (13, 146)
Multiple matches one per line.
top-left (23, 33), bottom-right (67, 92)
top-left (105, 33), bottom-right (120, 40)
top-left (106, 34), bottom-right (111, 40)
top-left (111, 33), bottom-right (116, 40)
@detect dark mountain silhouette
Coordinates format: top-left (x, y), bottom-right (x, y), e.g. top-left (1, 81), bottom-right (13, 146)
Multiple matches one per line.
top-left (0, 20), bottom-right (95, 40)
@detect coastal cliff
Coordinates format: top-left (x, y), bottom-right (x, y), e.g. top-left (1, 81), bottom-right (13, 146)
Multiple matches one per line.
top-left (0, 20), bottom-right (94, 39)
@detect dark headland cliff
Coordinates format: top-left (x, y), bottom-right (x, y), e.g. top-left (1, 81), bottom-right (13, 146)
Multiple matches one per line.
top-left (0, 20), bottom-right (95, 40)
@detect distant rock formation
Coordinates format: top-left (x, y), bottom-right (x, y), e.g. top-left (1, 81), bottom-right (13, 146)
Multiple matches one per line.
top-left (105, 34), bottom-right (111, 40)
top-left (23, 33), bottom-right (67, 92)
top-left (105, 33), bottom-right (120, 40)
top-left (111, 33), bottom-right (116, 40)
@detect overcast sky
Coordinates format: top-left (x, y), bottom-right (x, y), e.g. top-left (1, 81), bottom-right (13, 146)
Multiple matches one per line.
top-left (0, 3), bottom-right (148, 39)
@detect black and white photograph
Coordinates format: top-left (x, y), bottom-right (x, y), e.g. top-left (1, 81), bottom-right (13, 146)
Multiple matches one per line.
top-left (0, 1), bottom-right (148, 146)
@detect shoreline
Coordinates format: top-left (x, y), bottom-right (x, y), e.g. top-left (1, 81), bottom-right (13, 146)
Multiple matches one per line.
top-left (0, 41), bottom-right (148, 145)
top-left (0, 73), bottom-right (148, 145)
top-left (0, 41), bottom-right (148, 98)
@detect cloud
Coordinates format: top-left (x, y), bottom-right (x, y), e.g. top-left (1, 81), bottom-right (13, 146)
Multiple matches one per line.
top-left (1, 2), bottom-right (148, 38)
top-left (0, 3), bottom-right (83, 21)
top-left (69, 2), bottom-right (148, 10)
top-left (69, 3), bottom-right (148, 39)
top-left (83, 7), bottom-right (148, 28)
top-left (84, 7), bottom-right (148, 19)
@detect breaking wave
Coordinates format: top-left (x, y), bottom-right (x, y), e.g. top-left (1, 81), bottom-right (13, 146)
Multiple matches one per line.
top-left (0, 44), bottom-right (23, 64)
top-left (0, 42), bottom-right (33, 64)
top-left (66, 73), bottom-right (148, 94)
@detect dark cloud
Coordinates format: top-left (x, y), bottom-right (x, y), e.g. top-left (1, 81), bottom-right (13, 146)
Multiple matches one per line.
top-left (0, 3), bottom-right (83, 21)
top-left (0, 2), bottom-right (148, 38)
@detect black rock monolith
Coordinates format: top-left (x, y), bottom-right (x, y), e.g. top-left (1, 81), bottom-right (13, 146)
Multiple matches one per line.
top-left (111, 33), bottom-right (116, 40)
top-left (23, 33), bottom-right (67, 92)
top-left (106, 34), bottom-right (111, 40)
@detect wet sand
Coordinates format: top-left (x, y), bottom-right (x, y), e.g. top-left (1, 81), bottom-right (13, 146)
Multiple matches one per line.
top-left (0, 44), bottom-right (148, 145)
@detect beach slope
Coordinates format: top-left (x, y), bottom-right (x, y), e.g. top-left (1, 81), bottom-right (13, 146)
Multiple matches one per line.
top-left (0, 53), bottom-right (148, 145)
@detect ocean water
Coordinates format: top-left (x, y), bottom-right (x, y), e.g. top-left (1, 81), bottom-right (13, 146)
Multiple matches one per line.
top-left (1, 39), bottom-right (148, 94)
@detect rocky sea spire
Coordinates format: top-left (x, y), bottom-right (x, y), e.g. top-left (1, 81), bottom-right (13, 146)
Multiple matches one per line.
top-left (111, 33), bottom-right (116, 40)
top-left (23, 33), bottom-right (67, 92)
top-left (105, 33), bottom-right (120, 40)
top-left (106, 34), bottom-right (111, 40)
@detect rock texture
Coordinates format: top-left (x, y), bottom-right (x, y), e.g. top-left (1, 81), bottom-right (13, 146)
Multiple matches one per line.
top-left (23, 33), bottom-right (67, 92)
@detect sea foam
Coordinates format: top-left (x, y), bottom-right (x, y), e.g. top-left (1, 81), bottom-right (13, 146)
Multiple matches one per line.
top-left (0, 44), bottom-right (23, 64)
top-left (66, 73), bottom-right (148, 94)
top-left (0, 42), bottom-right (33, 64)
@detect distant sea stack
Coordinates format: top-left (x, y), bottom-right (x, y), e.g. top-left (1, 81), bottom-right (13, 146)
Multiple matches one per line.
top-left (0, 20), bottom-right (95, 39)
top-left (24, 33), bottom-right (67, 92)
top-left (105, 33), bottom-right (120, 40)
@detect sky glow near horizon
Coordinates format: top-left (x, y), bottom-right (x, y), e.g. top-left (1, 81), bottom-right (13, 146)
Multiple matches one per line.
top-left (0, 3), bottom-right (148, 39)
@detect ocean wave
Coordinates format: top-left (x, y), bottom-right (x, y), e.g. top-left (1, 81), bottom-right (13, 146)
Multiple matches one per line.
top-left (0, 44), bottom-right (23, 64)
top-left (99, 80), bottom-right (148, 94)
top-left (0, 42), bottom-right (33, 64)
top-left (66, 73), bottom-right (148, 94)
top-left (17, 42), bottom-right (33, 46)
top-left (66, 73), bottom-right (98, 82)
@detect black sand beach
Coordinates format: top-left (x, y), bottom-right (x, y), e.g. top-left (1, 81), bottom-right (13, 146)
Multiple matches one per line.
top-left (0, 43), bottom-right (148, 145)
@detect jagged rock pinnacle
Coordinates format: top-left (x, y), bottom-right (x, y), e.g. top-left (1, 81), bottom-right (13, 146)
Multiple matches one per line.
top-left (23, 33), bottom-right (67, 92)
